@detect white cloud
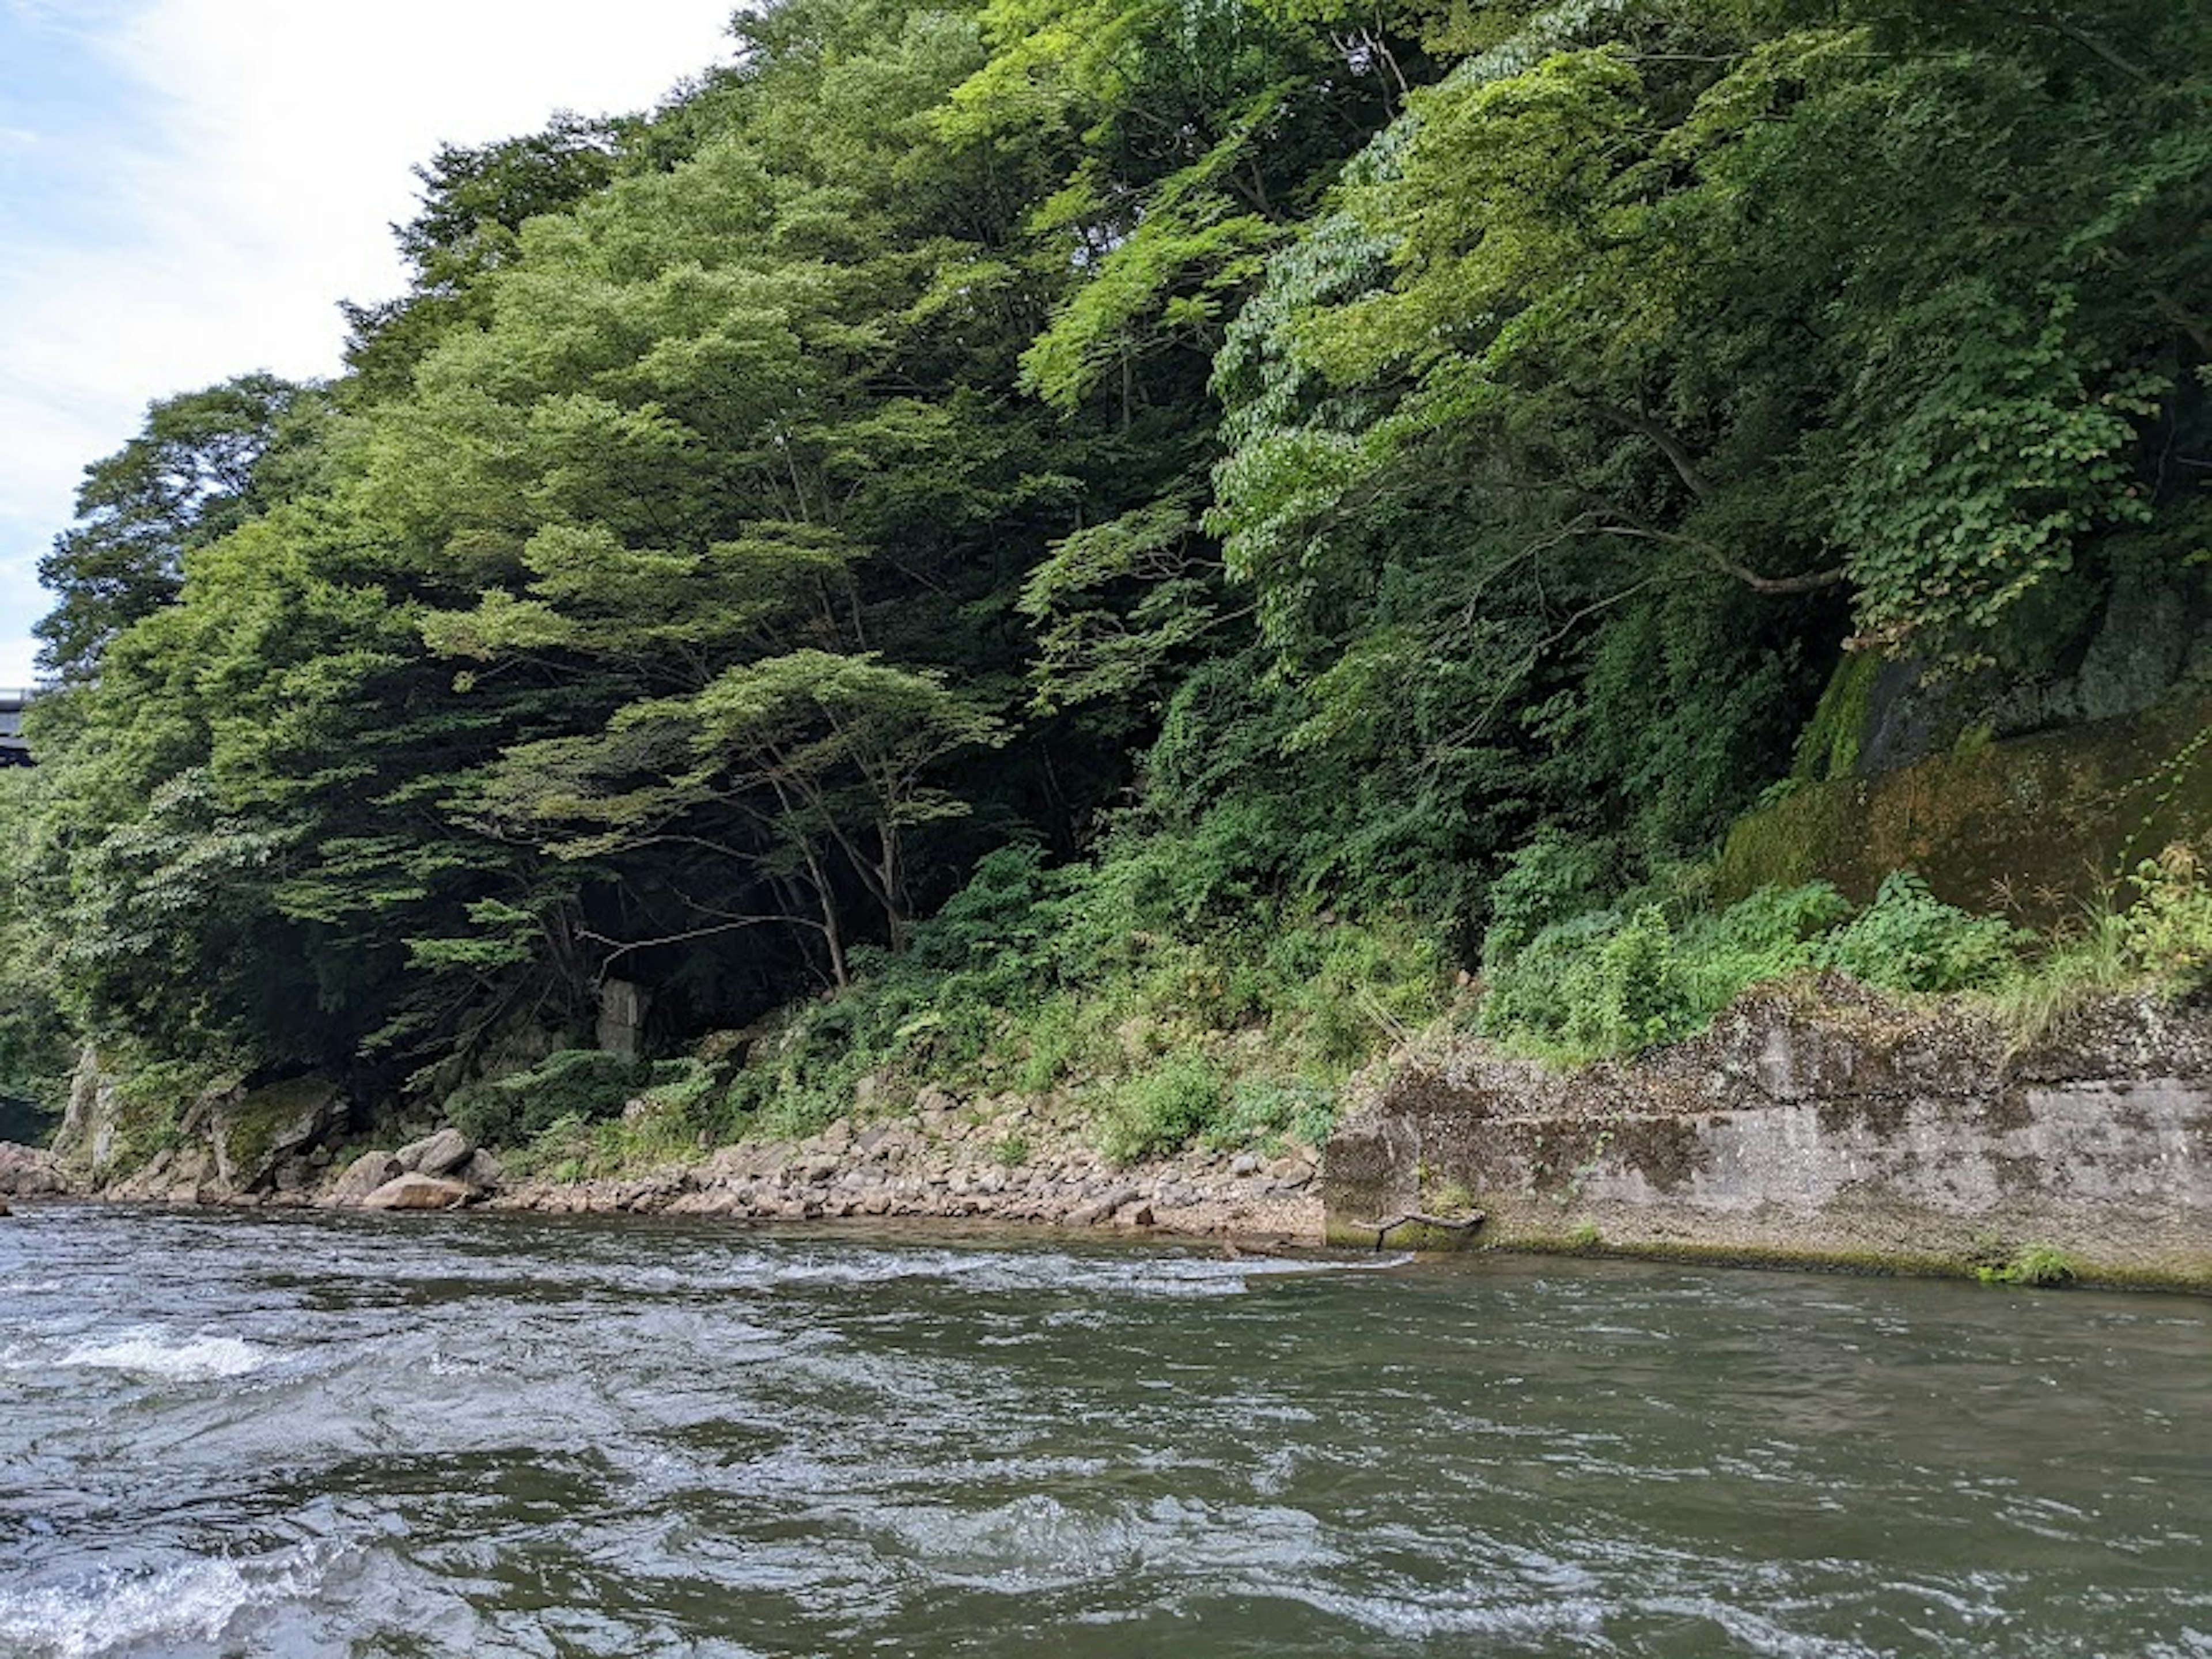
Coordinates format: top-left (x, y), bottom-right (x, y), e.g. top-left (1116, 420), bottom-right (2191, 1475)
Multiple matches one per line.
top-left (0, 0), bottom-right (736, 670)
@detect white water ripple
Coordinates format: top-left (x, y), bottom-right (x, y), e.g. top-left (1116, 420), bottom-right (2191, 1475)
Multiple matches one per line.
top-left (56, 1327), bottom-right (278, 1381)
top-left (0, 1546), bottom-right (334, 1659)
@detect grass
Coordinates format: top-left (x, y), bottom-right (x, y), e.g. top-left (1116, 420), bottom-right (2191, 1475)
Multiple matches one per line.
top-left (707, 844), bottom-right (1449, 1160)
top-left (1975, 1241), bottom-right (2080, 1288)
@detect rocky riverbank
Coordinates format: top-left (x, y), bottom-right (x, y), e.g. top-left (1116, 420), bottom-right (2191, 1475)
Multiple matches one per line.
top-left (2, 1085), bottom-right (1323, 1244)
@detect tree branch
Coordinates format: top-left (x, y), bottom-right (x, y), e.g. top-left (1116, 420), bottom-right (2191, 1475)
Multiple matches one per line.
top-left (1592, 524), bottom-right (1846, 595)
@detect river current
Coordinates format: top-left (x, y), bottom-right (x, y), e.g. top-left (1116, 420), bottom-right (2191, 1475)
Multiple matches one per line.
top-left (1, 1205), bottom-right (2207, 1658)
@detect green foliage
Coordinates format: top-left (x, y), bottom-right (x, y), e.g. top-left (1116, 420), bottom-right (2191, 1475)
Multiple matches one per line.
top-left (445, 1049), bottom-right (661, 1149)
top-left (1204, 1075), bottom-right (1338, 1153)
top-left (1975, 1241), bottom-right (2079, 1289)
top-left (2118, 844), bottom-right (2212, 994)
top-left (1100, 1052), bottom-right (1225, 1164)
top-left (5, 0), bottom-right (2204, 1172)
top-left (1819, 874), bottom-right (2025, 996)
top-left (1483, 874), bottom-right (2021, 1062)
top-left (36, 374), bottom-right (324, 682)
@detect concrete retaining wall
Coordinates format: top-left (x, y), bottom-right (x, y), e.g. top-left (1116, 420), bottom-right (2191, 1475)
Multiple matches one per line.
top-left (1324, 986), bottom-right (2212, 1286)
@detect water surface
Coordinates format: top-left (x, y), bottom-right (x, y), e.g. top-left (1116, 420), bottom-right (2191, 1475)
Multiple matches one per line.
top-left (2, 1205), bottom-right (2207, 1657)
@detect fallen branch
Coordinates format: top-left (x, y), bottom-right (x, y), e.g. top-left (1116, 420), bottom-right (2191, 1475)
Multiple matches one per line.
top-left (1354, 1211), bottom-right (1486, 1251)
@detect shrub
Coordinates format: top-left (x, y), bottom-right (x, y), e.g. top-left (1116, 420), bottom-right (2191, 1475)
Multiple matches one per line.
top-left (446, 1048), bottom-right (657, 1148)
top-left (1481, 832), bottom-right (1616, 967)
top-left (1100, 1053), bottom-right (1225, 1163)
top-left (1203, 1075), bottom-right (1339, 1153)
top-left (2120, 843), bottom-right (2212, 992)
top-left (1818, 872), bottom-right (2024, 993)
top-left (1479, 874), bottom-right (2025, 1062)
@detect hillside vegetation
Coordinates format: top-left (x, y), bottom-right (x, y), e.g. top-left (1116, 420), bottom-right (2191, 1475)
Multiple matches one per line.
top-left (2, 0), bottom-right (2208, 1166)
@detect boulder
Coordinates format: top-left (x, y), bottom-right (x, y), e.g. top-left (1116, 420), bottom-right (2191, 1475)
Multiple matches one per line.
top-left (396, 1127), bottom-right (473, 1178)
top-left (460, 1149), bottom-right (505, 1190)
top-left (329, 1151), bottom-right (403, 1204)
top-left (0, 1142), bottom-right (67, 1197)
top-left (211, 1077), bottom-right (343, 1192)
top-left (362, 1173), bottom-right (471, 1211)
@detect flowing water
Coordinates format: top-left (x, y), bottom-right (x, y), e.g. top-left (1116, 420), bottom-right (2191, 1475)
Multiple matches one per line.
top-left (1, 1205), bottom-right (2207, 1658)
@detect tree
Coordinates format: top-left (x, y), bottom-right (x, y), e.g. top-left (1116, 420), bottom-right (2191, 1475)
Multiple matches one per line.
top-left (36, 374), bottom-right (321, 681)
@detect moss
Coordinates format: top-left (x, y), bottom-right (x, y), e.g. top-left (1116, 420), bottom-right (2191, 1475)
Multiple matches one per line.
top-left (1459, 1229), bottom-right (2212, 1293)
top-left (213, 1077), bottom-right (334, 1183)
top-left (1718, 694), bottom-right (2212, 926)
top-left (1791, 650), bottom-right (1882, 783)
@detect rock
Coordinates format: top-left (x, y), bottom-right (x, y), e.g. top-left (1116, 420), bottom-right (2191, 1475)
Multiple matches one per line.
top-left (210, 1077), bottom-right (344, 1193)
top-left (1230, 1153), bottom-right (1262, 1177)
top-left (362, 1173), bottom-right (471, 1211)
top-left (396, 1127), bottom-right (474, 1179)
top-left (1129, 1205), bottom-right (1157, 1228)
top-left (460, 1149), bottom-right (505, 1190)
top-left (330, 1150), bottom-right (403, 1204)
top-left (0, 1142), bottom-right (67, 1197)
top-left (54, 1048), bottom-right (123, 1175)
top-left (0, 1196), bottom-right (10, 1216)
top-left (596, 978), bottom-right (651, 1058)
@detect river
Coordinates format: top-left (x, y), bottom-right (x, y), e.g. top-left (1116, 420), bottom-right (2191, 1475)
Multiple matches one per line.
top-left (1, 1205), bottom-right (2207, 1657)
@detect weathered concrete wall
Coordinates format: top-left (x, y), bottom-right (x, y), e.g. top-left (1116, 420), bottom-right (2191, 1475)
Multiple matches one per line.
top-left (1325, 986), bottom-right (2212, 1286)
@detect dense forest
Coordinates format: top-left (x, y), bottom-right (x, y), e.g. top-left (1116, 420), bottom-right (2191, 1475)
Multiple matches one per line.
top-left (2, 0), bottom-right (2207, 1168)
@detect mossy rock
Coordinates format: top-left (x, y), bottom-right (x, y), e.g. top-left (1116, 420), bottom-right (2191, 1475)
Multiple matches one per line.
top-left (1720, 694), bottom-right (2212, 926)
top-left (211, 1077), bottom-right (342, 1191)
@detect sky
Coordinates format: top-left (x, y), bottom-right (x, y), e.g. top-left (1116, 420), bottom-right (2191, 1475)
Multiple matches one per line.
top-left (0, 0), bottom-right (740, 687)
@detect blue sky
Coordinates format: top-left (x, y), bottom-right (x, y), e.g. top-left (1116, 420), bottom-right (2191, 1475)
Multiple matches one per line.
top-left (0, 0), bottom-right (739, 685)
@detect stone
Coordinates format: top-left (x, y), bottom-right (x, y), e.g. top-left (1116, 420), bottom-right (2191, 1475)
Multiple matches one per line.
top-left (331, 1150), bottom-right (403, 1204)
top-left (396, 1127), bottom-right (474, 1179)
top-left (460, 1149), bottom-right (505, 1190)
top-left (361, 1173), bottom-right (471, 1211)
top-left (1230, 1153), bottom-right (1261, 1177)
top-left (596, 979), bottom-right (651, 1057)
top-left (0, 1142), bottom-right (66, 1197)
top-left (210, 1077), bottom-right (343, 1193)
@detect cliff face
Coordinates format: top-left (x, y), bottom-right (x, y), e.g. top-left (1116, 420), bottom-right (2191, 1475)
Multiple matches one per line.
top-left (1717, 695), bottom-right (2212, 928)
top-left (1325, 984), bottom-right (2212, 1287)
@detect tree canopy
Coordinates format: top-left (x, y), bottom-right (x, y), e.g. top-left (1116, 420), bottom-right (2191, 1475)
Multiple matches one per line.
top-left (5, 0), bottom-right (2204, 1116)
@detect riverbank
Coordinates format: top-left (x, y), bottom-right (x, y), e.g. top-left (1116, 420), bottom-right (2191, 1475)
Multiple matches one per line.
top-left (14, 983), bottom-right (2212, 1284)
top-left (0, 1086), bottom-right (1323, 1245)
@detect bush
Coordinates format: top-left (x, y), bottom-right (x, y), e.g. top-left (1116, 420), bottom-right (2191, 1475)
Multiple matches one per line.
top-left (2120, 843), bottom-right (2212, 992)
top-left (1817, 872), bottom-right (2023, 993)
top-left (1481, 905), bottom-right (1703, 1060)
top-left (1202, 1075), bottom-right (1339, 1153)
top-left (1100, 1053), bottom-right (1225, 1163)
top-left (1479, 874), bottom-right (2022, 1062)
top-left (446, 1048), bottom-right (658, 1148)
top-left (1480, 832), bottom-right (1616, 967)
